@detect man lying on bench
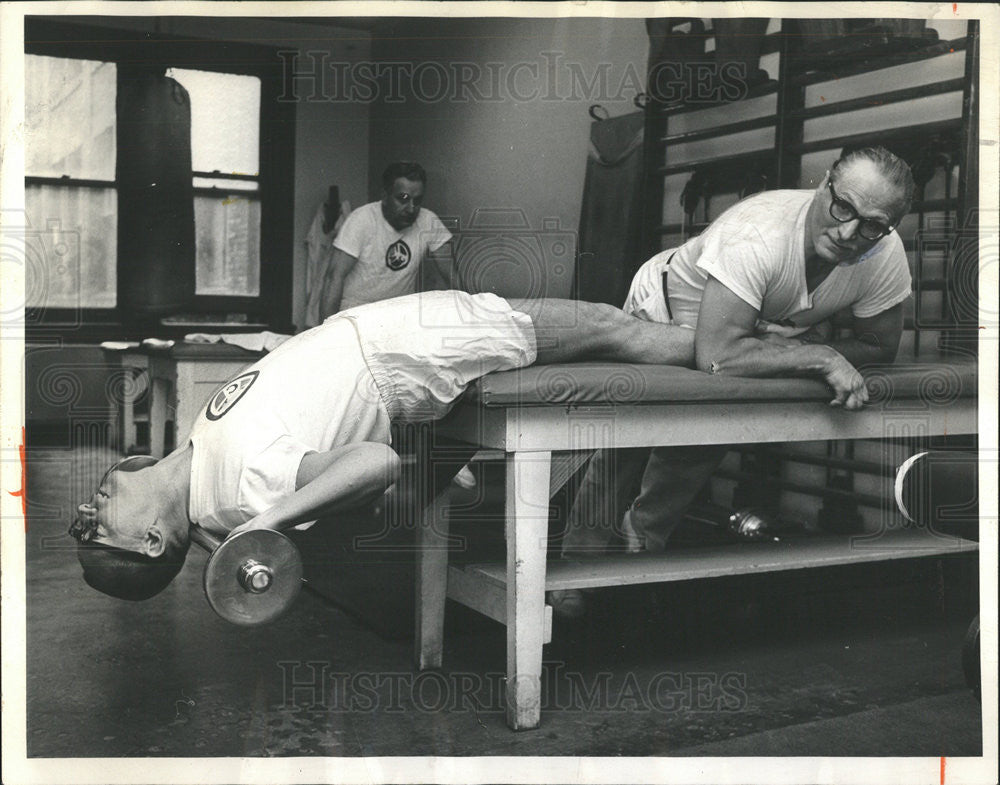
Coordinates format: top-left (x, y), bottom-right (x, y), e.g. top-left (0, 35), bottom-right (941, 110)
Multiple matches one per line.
top-left (71, 290), bottom-right (704, 602)
top-left (553, 145), bottom-right (915, 618)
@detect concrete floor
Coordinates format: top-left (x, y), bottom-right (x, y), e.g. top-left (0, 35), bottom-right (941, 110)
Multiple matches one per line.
top-left (22, 444), bottom-right (983, 759)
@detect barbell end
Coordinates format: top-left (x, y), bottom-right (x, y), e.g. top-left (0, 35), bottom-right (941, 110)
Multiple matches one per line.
top-left (200, 527), bottom-right (304, 626)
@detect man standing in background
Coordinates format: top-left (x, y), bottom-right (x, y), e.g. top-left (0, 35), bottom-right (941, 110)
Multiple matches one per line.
top-left (319, 161), bottom-right (456, 318)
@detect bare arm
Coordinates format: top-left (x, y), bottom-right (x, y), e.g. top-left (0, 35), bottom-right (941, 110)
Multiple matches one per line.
top-left (319, 248), bottom-right (359, 319)
top-left (228, 442), bottom-right (401, 536)
top-left (694, 277), bottom-right (872, 410)
top-left (803, 304), bottom-right (903, 367)
top-left (424, 241), bottom-right (457, 291)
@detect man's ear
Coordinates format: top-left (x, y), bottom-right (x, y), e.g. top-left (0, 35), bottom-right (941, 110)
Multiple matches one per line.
top-left (818, 170), bottom-right (831, 191)
top-left (144, 524), bottom-right (166, 558)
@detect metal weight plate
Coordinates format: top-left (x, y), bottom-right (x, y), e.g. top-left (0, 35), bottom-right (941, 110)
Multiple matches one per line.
top-left (203, 529), bottom-right (303, 626)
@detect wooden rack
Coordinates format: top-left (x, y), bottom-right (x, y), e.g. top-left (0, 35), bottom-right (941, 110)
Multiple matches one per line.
top-left (640, 19), bottom-right (980, 361)
top-left (637, 18), bottom-right (980, 526)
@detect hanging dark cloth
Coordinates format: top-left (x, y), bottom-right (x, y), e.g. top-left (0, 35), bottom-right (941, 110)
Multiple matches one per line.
top-left (117, 70), bottom-right (196, 320)
top-left (575, 110), bottom-right (646, 306)
top-left (712, 18), bottom-right (771, 93)
top-left (645, 18), bottom-right (770, 106)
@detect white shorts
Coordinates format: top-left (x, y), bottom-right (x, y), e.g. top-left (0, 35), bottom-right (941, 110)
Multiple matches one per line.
top-left (338, 290), bottom-right (537, 422)
top-left (624, 250), bottom-right (699, 330)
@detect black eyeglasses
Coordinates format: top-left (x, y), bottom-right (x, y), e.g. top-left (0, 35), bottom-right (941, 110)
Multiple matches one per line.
top-left (827, 180), bottom-right (895, 241)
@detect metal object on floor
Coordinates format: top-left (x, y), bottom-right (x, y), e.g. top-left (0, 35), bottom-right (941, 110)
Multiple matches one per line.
top-left (687, 502), bottom-right (798, 543)
top-left (190, 525), bottom-right (303, 626)
top-left (728, 508), bottom-right (779, 542)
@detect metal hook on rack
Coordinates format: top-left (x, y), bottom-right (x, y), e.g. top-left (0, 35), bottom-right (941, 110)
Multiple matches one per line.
top-left (588, 104), bottom-right (610, 122)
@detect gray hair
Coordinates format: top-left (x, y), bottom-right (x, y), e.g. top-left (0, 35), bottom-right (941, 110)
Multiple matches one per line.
top-left (832, 146), bottom-right (915, 219)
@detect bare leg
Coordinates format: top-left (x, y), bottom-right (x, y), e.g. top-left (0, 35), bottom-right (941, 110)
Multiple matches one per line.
top-left (507, 298), bottom-right (694, 367)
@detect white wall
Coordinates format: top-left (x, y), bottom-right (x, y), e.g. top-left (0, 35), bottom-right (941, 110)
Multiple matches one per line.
top-left (278, 27), bottom-right (371, 328)
top-left (368, 17), bottom-right (649, 298)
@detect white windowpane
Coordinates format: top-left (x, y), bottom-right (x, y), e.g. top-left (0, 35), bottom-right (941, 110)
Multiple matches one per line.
top-left (26, 55), bottom-right (116, 180)
top-left (25, 184), bottom-right (117, 308)
top-left (193, 177), bottom-right (260, 193)
top-left (194, 196), bottom-right (261, 296)
top-left (167, 68), bottom-right (260, 176)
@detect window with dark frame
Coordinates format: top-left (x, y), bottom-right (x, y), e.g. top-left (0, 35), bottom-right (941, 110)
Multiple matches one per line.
top-left (168, 66), bottom-right (262, 300)
top-left (23, 18), bottom-right (295, 339)
top-left (25, 54), bottom-right (118, 310)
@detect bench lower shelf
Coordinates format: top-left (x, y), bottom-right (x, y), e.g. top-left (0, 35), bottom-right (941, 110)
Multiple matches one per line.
top-left (447, 529), bottom-right (977, 631)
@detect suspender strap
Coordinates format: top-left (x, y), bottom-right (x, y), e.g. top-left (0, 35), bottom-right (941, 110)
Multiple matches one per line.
top-left (661, 252), bottom-right (676, 322)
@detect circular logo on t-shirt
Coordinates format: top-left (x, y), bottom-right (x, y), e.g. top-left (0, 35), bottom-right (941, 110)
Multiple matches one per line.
top-left (205, 371), bottom-right (259, 421)
top-left (385, 240), bottom-right (412, 270)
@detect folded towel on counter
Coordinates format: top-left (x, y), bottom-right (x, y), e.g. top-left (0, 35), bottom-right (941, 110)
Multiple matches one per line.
top-left (100, 339), bottom-right (175, 351)
top-left (183, 331), bottom-right (291, 353)
top-left (141, 338), bottom-right (175, 350)
top-left (99, 341), bottom-right (141, 351)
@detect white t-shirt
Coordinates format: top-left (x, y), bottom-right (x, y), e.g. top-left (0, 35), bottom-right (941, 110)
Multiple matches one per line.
top-left (334, 201), bottom-right (452, 310)
top-left (187, 291), bottom-right (535, 536)
top-left (188, 318), bottom-right (391, 536)
top-left (625, 190), bottom-right (912, 330)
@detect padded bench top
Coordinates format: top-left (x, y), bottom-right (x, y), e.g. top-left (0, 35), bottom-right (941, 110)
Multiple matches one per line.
top-left (470, 361), bottom-right (978, 408)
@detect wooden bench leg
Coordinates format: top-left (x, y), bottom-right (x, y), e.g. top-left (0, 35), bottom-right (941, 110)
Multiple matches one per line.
top-left (120, 368), bottom-right (140, 453)
top-left (414, 486), bottom-right (452, 670)
top-left (148, 376), bottom-right (170, 459)
top-left (505, 450), bottom-right (551, 731)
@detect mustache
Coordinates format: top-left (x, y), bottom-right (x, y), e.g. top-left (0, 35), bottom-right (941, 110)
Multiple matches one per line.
top-left (69, 515), bottom-right (98, 542)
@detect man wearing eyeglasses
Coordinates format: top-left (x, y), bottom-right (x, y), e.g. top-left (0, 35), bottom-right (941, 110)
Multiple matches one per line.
top-left (552, 146), bottom-right (914, 618)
